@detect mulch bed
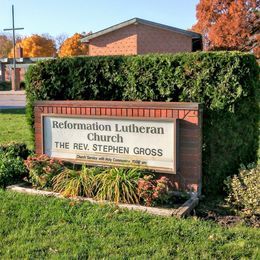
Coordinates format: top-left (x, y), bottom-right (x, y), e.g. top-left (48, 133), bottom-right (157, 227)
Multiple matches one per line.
top-left (194, 196), bottom-right (260, 228)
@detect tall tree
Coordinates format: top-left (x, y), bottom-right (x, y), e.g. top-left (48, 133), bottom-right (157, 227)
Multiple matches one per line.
top-left (0, 34), bottom-right (13, 58)
top-left (55, 33), bottom-right (68, 50)
top-left (9, 34), bottom-right (56, 58)
top-left (192, 0), bottom-right (260, 57)
top-left (58, 33), bottom-right (88, 57)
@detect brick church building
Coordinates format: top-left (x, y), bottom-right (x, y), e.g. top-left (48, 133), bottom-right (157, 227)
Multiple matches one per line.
top-left (1, 18), bottom-right (202, 90)
top-left (81, 18), bottom-right (202, 56)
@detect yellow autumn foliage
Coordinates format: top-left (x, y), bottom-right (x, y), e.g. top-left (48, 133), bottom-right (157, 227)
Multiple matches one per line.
top-left (9, 34), bottom-right (56, 58)
top-left (0, 35), bottom-right (12, 58)
top-left (58, 33), bottom-right (88, 57)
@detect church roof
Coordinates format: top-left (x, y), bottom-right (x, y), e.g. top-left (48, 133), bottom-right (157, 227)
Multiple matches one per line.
top-left (81, 17), bottom-right (201, 42)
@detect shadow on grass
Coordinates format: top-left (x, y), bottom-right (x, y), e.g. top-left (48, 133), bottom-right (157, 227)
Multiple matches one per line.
top-left (0, 108), bottom-right (25, 114)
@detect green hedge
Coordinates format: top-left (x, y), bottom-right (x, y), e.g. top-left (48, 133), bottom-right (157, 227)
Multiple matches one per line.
top-left (25, 52), bottom-right (259, 194)
top-left (0, 82), bottom-right (11, 91)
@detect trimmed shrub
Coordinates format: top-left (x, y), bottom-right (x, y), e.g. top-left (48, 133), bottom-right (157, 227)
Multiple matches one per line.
top-left (225, 164), bottom-right (260, 218)
top-left (0, 142), bottom-right (31, 159)
top-left (0, 82), bottom-right (11, 91)
top-left (0, 143), bottom-right (30, 188)
top-left (0, 152), bottom-right (28, 188)
top-left (25, 52), bottom-right (259, 194)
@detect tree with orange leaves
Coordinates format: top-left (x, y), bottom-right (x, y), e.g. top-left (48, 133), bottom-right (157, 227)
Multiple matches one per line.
top-left (9, 34), bottom-right (56, 58)
top-left (0, 34), bottom-right (22, 58)
top-left (58, 33), bottom-right (88, 57)
top-left (192, 0), bottom-right (260, 57)
top-left (0, 34), bottom-right (12, 58)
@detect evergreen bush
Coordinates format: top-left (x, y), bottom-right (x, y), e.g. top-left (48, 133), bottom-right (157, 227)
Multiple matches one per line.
top-left (25, 52), bottom-right (259, 194)
top-left (225, 164), bottom-right (260, 218)
top-left (0, 142), bottom-right (31, 159)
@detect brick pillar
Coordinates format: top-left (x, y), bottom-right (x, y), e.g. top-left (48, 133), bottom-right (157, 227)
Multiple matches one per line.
top-left (16, 47), bottom-right (23, 58)
top-left (11, 68), bottom-right (21, 91)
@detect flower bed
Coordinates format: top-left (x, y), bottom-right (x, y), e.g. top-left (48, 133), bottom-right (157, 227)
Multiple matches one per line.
top-left (24, 154), bottom-right (188, 208)
top-left (7, 182), bottom-right (198, 217)
top-left (0, 144), bottom-right (197, 217)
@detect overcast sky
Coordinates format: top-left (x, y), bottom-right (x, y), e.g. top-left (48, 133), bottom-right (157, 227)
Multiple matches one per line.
top-left (1, 0), bottom-right (199, 37)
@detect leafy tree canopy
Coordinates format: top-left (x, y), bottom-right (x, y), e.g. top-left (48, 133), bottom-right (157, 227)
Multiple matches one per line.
top-left (192, 0), bottom-right (260, 57)
top-left (9, 34), bottom-right (56, 58)
top-left (58, 33), bottom-right (88, 57)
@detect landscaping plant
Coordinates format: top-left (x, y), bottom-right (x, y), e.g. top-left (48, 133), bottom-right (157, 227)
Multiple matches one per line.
top-left (94, 167), bottom-right (143, 204)
top-left (0, 81), bottom-right (11, 91)
top-left (0, 142), bottom-right (31, 159)
top-left (25, 52), bottom-right (259, 194)
top-left (138, 175), bottom-right (172, 206)
top-left (225, 163), bottom-right (260, 219)
top-left (24, 154), bottom-right (63, 189)
top-left (52, 165), bottom-right (101, 197)
top-left (0, 151), bottom-right (28, 188)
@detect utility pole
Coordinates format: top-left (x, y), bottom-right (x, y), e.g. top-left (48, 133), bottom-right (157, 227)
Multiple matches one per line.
top-left (3, 5), bottom-right (24, 90)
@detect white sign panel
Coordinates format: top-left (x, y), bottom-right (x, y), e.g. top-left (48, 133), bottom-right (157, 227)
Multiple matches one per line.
top-left (43, 116), bottom-right (177, 173)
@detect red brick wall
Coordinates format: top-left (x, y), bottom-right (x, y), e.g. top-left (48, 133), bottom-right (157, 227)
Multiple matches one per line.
top-left (88, 24), bottom-right (193, 56)
top-left (34, 101), bottom-right (202, 193)
top-left (19, 68), bottom-right (26, 81)
top-left (89, 24), bottom-right (138, 56)
top-left (137, 24), bottom-right (192, 54)
top-left (4, 66), bottom-right (11, 81)
top-left (4, 67), bottom-right (26, 83)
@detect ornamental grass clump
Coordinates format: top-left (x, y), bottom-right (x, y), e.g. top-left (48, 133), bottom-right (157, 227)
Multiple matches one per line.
top-left (24, 154), bottom-right (63, 189)
top-left (52, 165), bottom-right (101, 197)
top-left (93, 167), bottom-right (143, 204)
top-left (138, 175), bottom-right (172, 206)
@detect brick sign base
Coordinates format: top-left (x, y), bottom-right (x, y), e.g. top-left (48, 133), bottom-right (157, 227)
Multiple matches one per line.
top-left (34, 101), bottom-right (202, 194)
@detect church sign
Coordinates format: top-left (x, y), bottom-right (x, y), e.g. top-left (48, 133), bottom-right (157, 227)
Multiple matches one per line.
top-left (34, 101), bottom-right (202, 192)
top-left (43, 116), bottom-right (178, 173)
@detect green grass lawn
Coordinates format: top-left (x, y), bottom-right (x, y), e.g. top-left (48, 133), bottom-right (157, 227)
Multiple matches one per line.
top-left (0, 190), bottom-right (259, 259)
top-left (0, 109), bottom-right (259, 259)
top-left (0, 109), bottom-right (33, 149)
